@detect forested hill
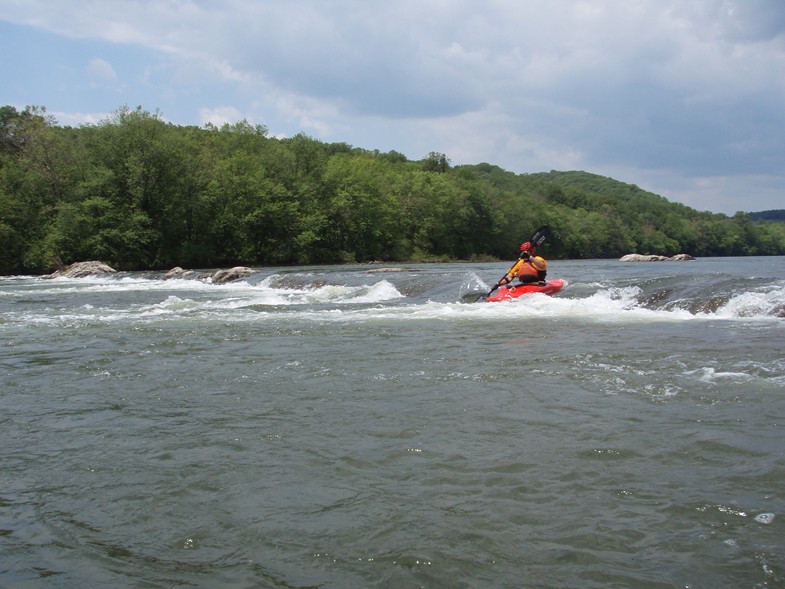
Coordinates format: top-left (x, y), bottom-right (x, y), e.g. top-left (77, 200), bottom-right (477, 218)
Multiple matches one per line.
top-left (2, 105), bottom-right (785, 274)
top-left (749, 210), bottom-right (785, 222)
top-left (451, 165), bottom-right (784, 259)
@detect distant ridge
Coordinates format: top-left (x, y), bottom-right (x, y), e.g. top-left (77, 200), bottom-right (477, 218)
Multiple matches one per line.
top-left (749, 210), bottom-right (785, 222)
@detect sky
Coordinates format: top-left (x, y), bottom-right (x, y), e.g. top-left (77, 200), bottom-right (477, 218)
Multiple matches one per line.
top-left (1, 0), bottom-right (784, 215)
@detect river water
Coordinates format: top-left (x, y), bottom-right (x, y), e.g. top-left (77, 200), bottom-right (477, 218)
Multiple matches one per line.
top-left (2, 257), bottom-right (784, 588)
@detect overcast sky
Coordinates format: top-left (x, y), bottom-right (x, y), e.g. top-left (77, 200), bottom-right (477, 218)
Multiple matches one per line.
top-left (2, 0), bottom-right (784, 215)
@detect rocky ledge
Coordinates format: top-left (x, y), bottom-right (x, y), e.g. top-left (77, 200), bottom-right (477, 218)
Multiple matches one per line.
top-left (619, 253), bottom-right (695, 262)
top-left (210, 266), bottom-right (256, 284)
top-left (49, 261), bottom-right (117, 278)
top-left (48, 261), bottom-right (258, 284)
top-left (165, 265), bottom-right (256, 283)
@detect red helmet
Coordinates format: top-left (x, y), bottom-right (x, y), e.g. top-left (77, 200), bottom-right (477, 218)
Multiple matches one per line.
top-left (520, 241), bottom-right (532, 252)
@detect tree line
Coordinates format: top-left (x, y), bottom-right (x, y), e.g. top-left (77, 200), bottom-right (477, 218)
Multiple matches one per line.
top-left (2, 104), bottom-right (784, 274)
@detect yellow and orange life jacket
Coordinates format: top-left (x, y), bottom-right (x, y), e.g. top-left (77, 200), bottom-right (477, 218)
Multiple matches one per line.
top-left (505, 255), bottom-right (547, 283)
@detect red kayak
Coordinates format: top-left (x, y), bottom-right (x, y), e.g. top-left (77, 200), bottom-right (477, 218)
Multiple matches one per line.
top-left (486, 279), bottom-right (566, 302)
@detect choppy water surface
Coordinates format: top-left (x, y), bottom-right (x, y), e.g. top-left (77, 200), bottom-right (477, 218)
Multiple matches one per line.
top-left (2, 257), bottom-right (784, 588)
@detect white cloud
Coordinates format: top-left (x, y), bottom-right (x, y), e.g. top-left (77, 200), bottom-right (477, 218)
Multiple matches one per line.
top-left (198, 106), bottom-right (244, 127)
top-left (87, 57), bottom-right (117, 84)
top-left (50, 110), bottom-right (112, 126)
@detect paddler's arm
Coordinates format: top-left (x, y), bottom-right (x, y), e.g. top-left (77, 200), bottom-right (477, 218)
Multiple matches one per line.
top-left (496, 259), bottom-right (524, 288)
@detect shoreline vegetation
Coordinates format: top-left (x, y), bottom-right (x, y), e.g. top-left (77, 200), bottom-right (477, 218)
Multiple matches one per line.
top-left (2, 104), bottom-right (785, 276)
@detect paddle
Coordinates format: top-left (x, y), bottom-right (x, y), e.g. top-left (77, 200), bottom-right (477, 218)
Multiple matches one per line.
top-left (485, 225), bottom-right (550, 297)
top-left (529, 225), bottom-right (551, 248)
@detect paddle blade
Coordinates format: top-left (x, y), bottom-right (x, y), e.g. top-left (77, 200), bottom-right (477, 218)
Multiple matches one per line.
top-left (461, 292), bottom-right (488, 303)
top-left (530, 225), bottom-right (550, 247)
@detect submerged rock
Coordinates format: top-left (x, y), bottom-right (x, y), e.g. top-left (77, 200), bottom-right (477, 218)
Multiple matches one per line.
top-left (620, 253), bottom-right (695, 262)
top-left (164, 266), bottom-right (254, 282)
top-left (366, 267), bottom-right (408, 273)
top-left (165, 267), bottom-right (194, 279)
top-left (211, 266), bottom-right (256, 283)
top-left (50, 261), bottom-right (117, 278)
top-left (619, 254), bottom-right (669, 261)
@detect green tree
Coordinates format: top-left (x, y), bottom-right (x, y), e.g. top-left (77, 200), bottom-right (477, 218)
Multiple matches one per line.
top-left (422, 151), bottom-right (451, 173)
top-left (322, 154), bottom-right (402, 262)
top-left (45, 197), bottom-right (156, 268)
top-left (2, 104), bottom-right (785, 274)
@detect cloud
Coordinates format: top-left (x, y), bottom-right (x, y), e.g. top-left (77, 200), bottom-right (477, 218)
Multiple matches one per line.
top-left (87, 57), bottom-right (117, 84)
top-left (198, 106), bottom-right (244, 128)
top-left (50, 109), bottom-right (112, 126)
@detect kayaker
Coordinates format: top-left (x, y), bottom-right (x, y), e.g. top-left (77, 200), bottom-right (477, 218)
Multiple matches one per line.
top-left (493, 241), bottom-right (547, 289)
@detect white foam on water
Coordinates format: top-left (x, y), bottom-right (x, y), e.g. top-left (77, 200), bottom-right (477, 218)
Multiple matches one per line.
top-left (714, 286), bottom-right (785, 320)
top-left (1, 274), bottom-right (256, 296)
top-left (686, 367), bottom-right (756, 384)
top-left (754, 513), bottom-right (775, 525)
top-left (462, 286), bottom-right (698, 324)
top-left (134, 279), bottom-right (407, 320)
top-left (302, 279), bottom-right (404, 305)
top-left (4, 273), bottom-right (785, 327)
top-left (138, 295), bottom-right (203, 316)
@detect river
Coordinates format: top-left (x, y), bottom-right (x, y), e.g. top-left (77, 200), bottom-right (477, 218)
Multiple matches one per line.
top-left (1, 257), bottom-right (784, 588)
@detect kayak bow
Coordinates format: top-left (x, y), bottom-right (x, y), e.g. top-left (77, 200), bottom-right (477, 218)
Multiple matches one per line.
top-left (485, 279), bottom-right (566, 302)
